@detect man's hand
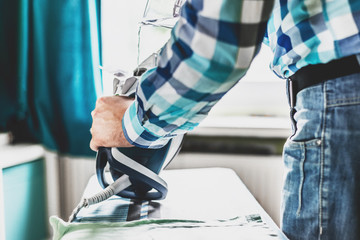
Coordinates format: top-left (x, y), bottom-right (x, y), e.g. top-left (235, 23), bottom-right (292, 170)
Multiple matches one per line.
top-left (90, 96), bottom-right (134, 151)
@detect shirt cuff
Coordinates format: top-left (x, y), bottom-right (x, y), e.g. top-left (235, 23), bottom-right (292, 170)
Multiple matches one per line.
top-left (122, 101), bottom-right (170, 149)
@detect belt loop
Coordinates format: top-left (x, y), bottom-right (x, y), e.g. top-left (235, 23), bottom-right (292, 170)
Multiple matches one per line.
top-left (287, 78), bottom-right (295, 108)
top-left (356, 54), bottom-right (360, 66)
top-left (287, 78), bottom-right (297, 137)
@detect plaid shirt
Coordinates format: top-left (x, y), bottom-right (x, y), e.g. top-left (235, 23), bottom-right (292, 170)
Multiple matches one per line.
top-left (123, 0), bottom-right (360, 148)
top-left (265, 0), bottom-right (360, 78)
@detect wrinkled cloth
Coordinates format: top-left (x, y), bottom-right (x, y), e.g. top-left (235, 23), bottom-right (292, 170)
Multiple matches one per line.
top-left (50, 214), bottom-right (281, 240)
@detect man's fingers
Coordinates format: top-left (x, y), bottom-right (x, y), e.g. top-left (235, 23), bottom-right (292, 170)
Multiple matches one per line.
top-left (90, 95), bottom-right (135, 151)
top-left (89, 139), bottom-right (98, 151)
top-left (95, 96), bottom-right (108, 108)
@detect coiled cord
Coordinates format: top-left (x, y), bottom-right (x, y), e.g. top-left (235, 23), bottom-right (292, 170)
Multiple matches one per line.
top-left (68, 175), bottom-right (131, 222)
top-left (85, 185), bottom-right (115, 206)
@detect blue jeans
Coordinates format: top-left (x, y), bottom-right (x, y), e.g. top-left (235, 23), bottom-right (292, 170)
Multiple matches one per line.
top-left (281, 72), bottom-right (360, 240)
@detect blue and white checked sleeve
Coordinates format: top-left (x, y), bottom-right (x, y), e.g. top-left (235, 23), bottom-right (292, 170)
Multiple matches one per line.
top-left (265, 0), bottom-right (360, 78)
top-left (122, 0), bottom-right (275, 148)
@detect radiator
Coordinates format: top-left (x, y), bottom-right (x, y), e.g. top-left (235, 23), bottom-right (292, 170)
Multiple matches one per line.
top-left (58, 156), bottom-right (95, 219)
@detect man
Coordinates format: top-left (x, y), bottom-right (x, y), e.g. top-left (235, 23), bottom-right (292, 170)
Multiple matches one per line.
top-left (90, 0), bottom-right (360, 239)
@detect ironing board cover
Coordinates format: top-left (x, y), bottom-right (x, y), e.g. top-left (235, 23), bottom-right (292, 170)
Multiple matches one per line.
top-left (51, 168), bottom-right (288, 239)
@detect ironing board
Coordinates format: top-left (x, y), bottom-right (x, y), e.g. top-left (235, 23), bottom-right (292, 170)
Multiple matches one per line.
top-left (73, 168), bottom-right (288, 239)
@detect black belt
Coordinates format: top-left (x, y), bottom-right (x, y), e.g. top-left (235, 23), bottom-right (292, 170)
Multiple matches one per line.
top-left (287, 54), bottom-right (360, 108)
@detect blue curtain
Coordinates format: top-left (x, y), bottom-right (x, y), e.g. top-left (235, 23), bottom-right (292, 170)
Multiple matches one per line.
top-left (0, 0), bottom-right (102, 156)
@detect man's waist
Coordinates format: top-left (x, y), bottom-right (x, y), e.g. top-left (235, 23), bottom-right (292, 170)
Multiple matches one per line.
top-left (287, 55), bottom-right (360, 108)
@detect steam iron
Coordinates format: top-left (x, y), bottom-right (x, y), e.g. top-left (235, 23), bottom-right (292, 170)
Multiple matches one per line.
top-left (68, 52), bottom-right (183, 222)
top-left (96, 137), bottom-right (182, 200)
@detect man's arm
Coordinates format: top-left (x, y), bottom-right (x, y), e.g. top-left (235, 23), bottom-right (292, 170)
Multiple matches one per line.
top-left (91, 0), bottom-right (274, 150)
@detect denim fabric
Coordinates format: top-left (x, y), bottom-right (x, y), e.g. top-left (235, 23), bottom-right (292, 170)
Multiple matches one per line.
top-left (281, 72), bottom-right (360, 240)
